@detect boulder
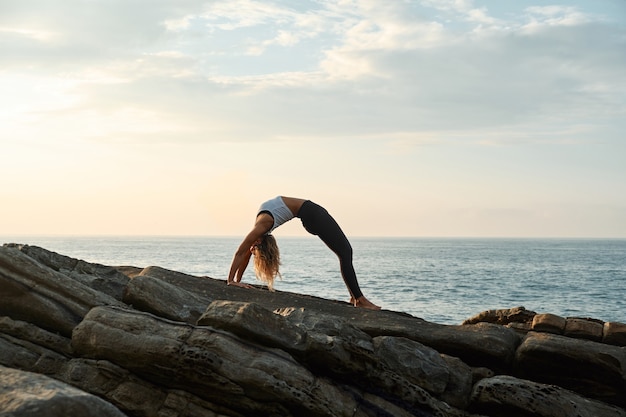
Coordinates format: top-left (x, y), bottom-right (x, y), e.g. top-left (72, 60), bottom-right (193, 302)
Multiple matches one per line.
top-left (563, 318), bottom-right (603, 342)
top-left (0, 246), bottom-right (124, 337)
top-left (352, 315), bottom-right (521, 373)
top-left (373, 336), bottom-right (450, 396)
top-left (515, 331), bottom-right (626, 407)
top-left (72, 306), bottom-right (446, 417)
top-left (0, 365), bottom-right (126, 417)
top-left (373, 336), bottom-right (473, 409)
top-left (506, 321), bottom-right (532, 335)
top-left (200, 302), bottom-right (474, 412)
top-left (471, 375), bottom-right (626, 417)
top-left (462, 306), bottom-right (536, 325)
top-left (5, 244), bottom-right (129, 301)
top-left (0, 332), bottom-right (68, 376)
top-left (0, 316), bottom-right (72, 357)
top-left (604, 321), bottom-right (626, 346)
top-left (0, 325), bottom-right (238, 417)
top-left (124, 274), bottom-right (210, 323)
top-left (198, 300), bottom-right (308, 353)
top-left (58, 358), bottom-right (235, 417)
top-left (440, 354), bottom-right (475, 409)
top-left (531, 313), bottom-right (565, 334)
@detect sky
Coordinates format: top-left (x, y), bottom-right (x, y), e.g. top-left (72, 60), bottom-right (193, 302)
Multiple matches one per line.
top-left (1, 0), bottom-right (625, 238)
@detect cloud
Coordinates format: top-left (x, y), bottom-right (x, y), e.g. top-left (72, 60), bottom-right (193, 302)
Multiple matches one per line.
top-left (523, 6), bottom-right (591, 28)
top-left (1, 0), bottom-right (624, 148)
top-left (0, 26), bottom-right (58, 42)
top-left (0, 0), bottom-right (208, 69)
top-left (202, 0), bottom-right (296, 30)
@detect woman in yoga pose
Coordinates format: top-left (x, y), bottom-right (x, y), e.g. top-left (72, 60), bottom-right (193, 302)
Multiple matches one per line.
top-left (227, 196), bottom-right (380, 310)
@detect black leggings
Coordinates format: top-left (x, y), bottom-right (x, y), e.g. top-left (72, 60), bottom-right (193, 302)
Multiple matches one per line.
top-left (298, 200), bottom-right (363, 299)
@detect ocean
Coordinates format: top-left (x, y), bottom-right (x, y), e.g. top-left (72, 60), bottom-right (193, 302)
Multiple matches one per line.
top-left (2, 236), bottom-right (625, 325)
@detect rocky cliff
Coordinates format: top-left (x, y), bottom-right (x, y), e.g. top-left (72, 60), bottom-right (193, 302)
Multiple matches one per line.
top-left (1, 243), bottom-right (625, 417)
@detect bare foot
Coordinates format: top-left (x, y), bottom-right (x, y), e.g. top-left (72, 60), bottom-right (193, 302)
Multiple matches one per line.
top-left (351, 296), bottom-right (381, 310)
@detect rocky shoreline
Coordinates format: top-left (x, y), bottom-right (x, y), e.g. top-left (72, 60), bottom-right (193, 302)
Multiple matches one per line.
top-left (1, 243), bottom-right (625, 417)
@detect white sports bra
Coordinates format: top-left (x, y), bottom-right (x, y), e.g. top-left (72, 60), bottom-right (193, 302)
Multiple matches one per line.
top-left (258, 196), bottom-right (295, 232)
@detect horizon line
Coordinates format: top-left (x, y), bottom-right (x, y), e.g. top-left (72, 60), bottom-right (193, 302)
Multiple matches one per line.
top-left (2, 234), bottom-right (625, 240)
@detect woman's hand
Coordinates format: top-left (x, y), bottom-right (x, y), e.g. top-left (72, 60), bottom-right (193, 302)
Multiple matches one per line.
top-left (227, 281), bottom-right (254, 289)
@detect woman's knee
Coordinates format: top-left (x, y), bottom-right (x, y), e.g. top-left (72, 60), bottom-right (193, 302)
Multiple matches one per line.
top-left (337, 244), bottom-right (353, 261)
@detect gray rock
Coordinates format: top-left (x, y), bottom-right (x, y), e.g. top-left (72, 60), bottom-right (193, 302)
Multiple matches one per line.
top-left (198, 300), bottom-right (308, 353)
top-left (2, 242), bottom-right (625, 417)
top-left (0, 365), bottom-right (126, 417)
top-left (0, 316), bottom-right (72, 357)
top-left (72, 306), bottom-right (404, 417)
top-left (124, 274), bottom-right (210, 323)
top-left (373, 336), bottom-right (450, 397)
top-left (471, 375), bottom-right (626, 417)
top-left (564, 318), bottom-right (603, 342)
top-left (515, 331), bottom-right (626, 407)
top-left (0, 246), bottom-right (124, 337)
top-left (462, 306), bottom-right (536, 326)
top-left (440, 354), bottom-right (475, 409)
top-left (0, 327), bottom-right (236, 417)
top-left (59, 358), bottom-right (233, 417)
top-left (531, 313), bottom-right (566, 334)
top-left (4, 244), bottom-right (129, 301)
top-left (281, 305), bottom-right (474, 414)
top-left (0, 332), bottom-right (68, 376)
top-left (604, 321), bottom-right (626, 346)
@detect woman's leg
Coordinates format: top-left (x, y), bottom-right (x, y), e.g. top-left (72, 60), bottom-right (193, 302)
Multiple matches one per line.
top-left (299, 201), bottom-right (363, 299)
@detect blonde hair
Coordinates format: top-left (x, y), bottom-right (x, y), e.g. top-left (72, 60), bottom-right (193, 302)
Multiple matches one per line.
top-left (252, 234), bottom-right (281, 290)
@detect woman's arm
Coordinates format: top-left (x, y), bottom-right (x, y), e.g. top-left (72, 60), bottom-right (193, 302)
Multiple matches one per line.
top-left (227, 243), bottom-right (253, 288)
top-left (227, 215), bottom-right (273, 287)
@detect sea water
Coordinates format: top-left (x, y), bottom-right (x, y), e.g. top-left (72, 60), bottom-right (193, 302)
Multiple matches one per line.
top-left (2, 236), bottom-right (625, 325)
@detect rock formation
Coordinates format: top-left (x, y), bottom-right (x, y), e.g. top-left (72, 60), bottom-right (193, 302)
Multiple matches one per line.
top-left (1, 243), bottom-right (625, 417)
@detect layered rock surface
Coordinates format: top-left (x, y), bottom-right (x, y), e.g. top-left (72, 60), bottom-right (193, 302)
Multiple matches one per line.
top-left (1, 243), bottom-right (625, 417)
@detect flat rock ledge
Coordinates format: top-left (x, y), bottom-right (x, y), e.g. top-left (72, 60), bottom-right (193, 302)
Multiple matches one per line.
top-left (1, 243), bottom-right (625, 417)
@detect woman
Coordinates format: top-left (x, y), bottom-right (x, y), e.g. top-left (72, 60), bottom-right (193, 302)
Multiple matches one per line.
top-left (227, 196), bottom-right (381, 310)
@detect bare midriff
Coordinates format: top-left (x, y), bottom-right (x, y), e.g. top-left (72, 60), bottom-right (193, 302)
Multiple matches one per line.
top-left (280, 196), bottom-right (307, 217)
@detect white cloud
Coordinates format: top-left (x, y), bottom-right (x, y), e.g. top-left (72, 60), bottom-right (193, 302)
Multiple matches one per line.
top-left (163, 16), bottom-right (194, 32)
top-left (203, 0), bottom-right (296, 30)
top-left (0, 26), bottom-right (58, 42)
top-left (524, 6), bottom-right (591, 26)
top-left (1, 0), bottom-right (624, 145)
